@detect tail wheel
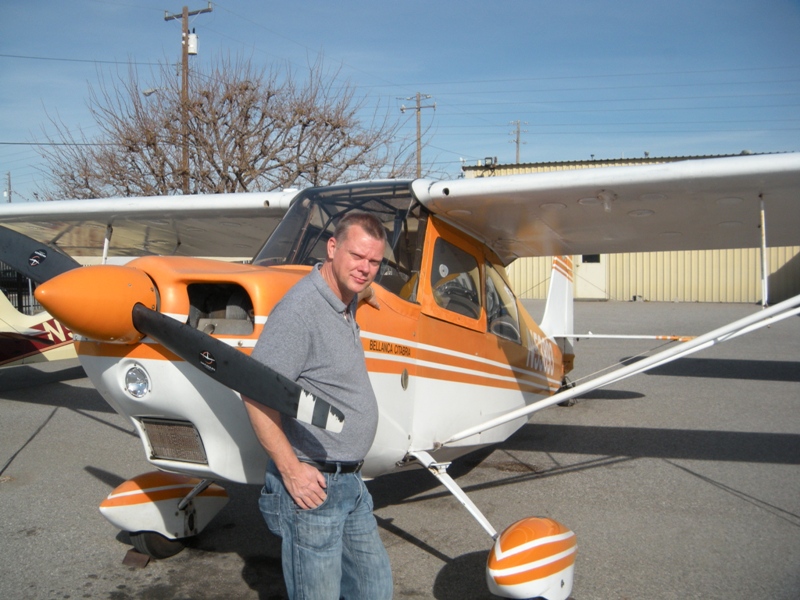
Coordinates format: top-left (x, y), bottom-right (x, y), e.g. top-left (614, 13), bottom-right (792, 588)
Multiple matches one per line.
top-left (557, 377), bottom-right (577, 407)
top-left (129, 531), bottom-right (186, 559)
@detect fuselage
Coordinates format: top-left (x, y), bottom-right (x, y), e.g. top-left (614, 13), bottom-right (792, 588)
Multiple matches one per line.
top-left (40, 181), bottom-right (565, 483)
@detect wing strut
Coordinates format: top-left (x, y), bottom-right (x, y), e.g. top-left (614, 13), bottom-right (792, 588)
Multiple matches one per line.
top-left (409, 451), bottom-right (498, 540)
top-left (760, 197), bottom-right (768, 308)
top-left (102, 224), bottom-right (113, 264)
top-left (442, 292), bottom-right (800, 446)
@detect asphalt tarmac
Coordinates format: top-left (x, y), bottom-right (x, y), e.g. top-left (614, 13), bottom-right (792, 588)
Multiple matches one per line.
top-left (1, 300), bottom-right (798, 600)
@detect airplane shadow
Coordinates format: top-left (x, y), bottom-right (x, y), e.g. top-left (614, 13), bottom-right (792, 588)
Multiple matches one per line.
top-left (574, 388), bottom-right (644, 400)
top-left (636, 356), bottom-right (800, 382)
top-left (181, 480), bottom-right (288, 599)
top-left (433, 551), bottom-right (539, 600)
top-left (369, 447), bottom-right (496, 511)
top-left (0, 360), bottom-right (87, 392)
top-left (506, 422), bottom-right (800, 464)
top-left (0, 361), bottom-right (116, 414)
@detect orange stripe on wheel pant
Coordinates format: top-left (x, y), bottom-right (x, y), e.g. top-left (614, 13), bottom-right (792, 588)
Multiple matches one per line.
top-left (491, 550), bottom-right (576, 586)
top-left (101, 485), bottom-right (228, 508)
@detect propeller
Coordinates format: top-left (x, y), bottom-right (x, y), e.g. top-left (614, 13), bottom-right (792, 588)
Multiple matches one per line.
top-left (0, 225), bottom-right (81, 284)
top-left (130, 303), bottom-right (345, 433)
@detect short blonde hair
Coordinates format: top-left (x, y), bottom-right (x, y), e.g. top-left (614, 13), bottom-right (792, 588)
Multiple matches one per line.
top-left (334, 212), bottom-right (387, 244)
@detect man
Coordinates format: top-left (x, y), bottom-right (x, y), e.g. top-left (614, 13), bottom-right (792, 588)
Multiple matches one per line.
top-left (243, 211), bottom-right (393, 600)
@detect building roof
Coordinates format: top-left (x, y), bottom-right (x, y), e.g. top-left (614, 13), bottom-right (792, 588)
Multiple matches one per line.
top-left (461, 151), bottom-right (760, 173)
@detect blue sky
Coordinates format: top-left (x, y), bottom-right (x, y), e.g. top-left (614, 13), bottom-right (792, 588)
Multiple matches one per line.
top-left (1, 0), bottom-right (799, 201)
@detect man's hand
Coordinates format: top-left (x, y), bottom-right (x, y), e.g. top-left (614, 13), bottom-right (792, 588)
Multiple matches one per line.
top-left (358, 284), bottom-right (380, 309)
top-left (281, 461), bottom-right (328, 509)
top-left (243, 398), bottom-right (328, 509)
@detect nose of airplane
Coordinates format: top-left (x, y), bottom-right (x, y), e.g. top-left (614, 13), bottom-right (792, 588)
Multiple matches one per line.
top-left (35, 265), bottom-right (158, 343)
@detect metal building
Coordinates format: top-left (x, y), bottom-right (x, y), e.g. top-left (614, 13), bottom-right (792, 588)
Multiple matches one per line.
top-left (463, 155), bottom-right (800, 304)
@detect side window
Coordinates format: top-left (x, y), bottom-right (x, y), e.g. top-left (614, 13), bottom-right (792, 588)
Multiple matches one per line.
top-left (486, 263), bottom-right (521, 343)
top-left (377, 206), bottom-right (427, 302)
top-left (430, 239), bottom-right (481, 319)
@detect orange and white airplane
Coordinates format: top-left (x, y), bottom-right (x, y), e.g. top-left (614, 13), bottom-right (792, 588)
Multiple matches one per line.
top-left (2, 153), bottom-right (799, 599)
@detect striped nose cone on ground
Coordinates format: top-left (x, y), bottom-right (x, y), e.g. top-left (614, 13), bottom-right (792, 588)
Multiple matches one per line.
top-left (486, 517), bottom-right (576, 599)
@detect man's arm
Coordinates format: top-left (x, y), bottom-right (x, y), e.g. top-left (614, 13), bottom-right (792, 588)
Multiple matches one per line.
top-left (243, 396), bottom-right (328, 509)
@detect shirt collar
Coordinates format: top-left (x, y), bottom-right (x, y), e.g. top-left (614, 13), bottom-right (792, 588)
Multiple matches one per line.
top-left (310, 263), bottom-right (356, 315)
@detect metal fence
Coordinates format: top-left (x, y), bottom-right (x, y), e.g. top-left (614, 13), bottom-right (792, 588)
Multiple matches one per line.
top-left (0, 261), bottom-right (43, 315)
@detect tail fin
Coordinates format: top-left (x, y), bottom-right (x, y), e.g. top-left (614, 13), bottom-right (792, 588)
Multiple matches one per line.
top-left (539, 256), bottom-right (575, 375)
top-left (0, 291), bottom-right (37, 333)
top-left (0, 291), bottom-right (77, 366)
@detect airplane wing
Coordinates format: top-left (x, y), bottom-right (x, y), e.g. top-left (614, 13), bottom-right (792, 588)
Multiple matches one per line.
top-left (411, 153), bottom-right (800, 264)
top-left (0, 191), bottom-right (297, 259)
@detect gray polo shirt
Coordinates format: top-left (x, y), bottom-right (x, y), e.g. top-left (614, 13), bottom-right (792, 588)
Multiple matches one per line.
top-left (251, 265), bottom-right (379, 462)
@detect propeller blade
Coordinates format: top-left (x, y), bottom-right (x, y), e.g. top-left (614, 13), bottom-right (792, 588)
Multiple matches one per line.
top-left (0, 225), bottom-right (81, 284)
top-left (130, 303), bottom-right (344, 433)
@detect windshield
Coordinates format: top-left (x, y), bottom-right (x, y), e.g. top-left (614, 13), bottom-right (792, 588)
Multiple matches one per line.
top-left (252, 181), bottom-right (428, 297)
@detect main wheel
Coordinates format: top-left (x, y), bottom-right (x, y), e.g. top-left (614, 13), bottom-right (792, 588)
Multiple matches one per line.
top-left (129, 530), bottom-right (186, 559)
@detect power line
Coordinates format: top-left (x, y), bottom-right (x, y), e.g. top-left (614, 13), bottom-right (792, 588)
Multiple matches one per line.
top-left (0, 141), bottom-right (111, 147)
top-left (0, 52), bottom-right (161, 66)
top-left (354, 64), bottom-right (800, 90)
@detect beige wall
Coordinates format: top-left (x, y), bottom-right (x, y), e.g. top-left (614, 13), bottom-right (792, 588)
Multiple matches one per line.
top-left (608, 247), bottom-right (800, 303)
top-left (507, 247), bottom-right (800, 303)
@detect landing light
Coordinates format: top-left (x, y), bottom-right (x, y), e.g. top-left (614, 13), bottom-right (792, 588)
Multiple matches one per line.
top-left (125, 365), bottom-right (151, 398)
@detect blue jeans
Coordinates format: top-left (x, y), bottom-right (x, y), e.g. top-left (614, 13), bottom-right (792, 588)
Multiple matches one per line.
top-left (259, 460), bottom-right (393, 600)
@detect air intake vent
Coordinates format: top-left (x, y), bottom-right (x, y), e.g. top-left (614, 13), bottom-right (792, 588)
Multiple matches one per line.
top-left (140, 418), bottom-right (208, 464)
top-left (187, 283), bottom-right (254, 335)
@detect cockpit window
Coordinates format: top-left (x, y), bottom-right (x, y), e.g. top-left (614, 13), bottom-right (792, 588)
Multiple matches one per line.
top-left (486, 263), bottom-right (521, 343)
top-left (252, 181), bottom-right (427, 300)
top-left (430, 239), bottom-right (482, 319)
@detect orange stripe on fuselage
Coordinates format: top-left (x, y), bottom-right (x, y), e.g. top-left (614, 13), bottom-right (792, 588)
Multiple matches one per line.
top-left (75, 338), bottom-right (254, 360)
top-left (364, 337), bottom-right (557, 394)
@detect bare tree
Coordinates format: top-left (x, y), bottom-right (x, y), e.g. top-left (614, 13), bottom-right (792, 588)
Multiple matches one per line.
top-left (37, 56), bottom-right (417, 199)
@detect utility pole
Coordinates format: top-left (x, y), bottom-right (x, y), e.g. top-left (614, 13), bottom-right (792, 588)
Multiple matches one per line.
top-left (509, 120), bottom-right (528, 164)
top-left (401, 93), bottom-right (435, 178)
top-left (164, 2), bottom-right (212, 194)
top-left (4, 172), bottom-right (10, 203)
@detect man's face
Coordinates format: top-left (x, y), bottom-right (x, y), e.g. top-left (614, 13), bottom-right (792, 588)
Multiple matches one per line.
top-left (325, 224), bottom-right (385, 303)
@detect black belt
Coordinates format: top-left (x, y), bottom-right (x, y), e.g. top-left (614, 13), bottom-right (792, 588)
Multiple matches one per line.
top-left (301, 459), bottom-right (363, 474)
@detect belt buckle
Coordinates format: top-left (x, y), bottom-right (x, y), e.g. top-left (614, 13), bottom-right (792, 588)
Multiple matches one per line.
top-left (332, 460), bottom-right (363, 473)
top-left (302, 459), bottom-right (363, 473)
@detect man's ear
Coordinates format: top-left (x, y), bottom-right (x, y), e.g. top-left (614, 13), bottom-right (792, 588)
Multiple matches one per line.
top-left (326, 236), bottom-right (337, 260)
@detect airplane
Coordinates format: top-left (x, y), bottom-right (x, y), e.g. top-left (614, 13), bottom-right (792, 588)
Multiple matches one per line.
top-left (1, 152), bottom-right (799, 599)
top-left (0, 290), bottom-right (76, 366)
